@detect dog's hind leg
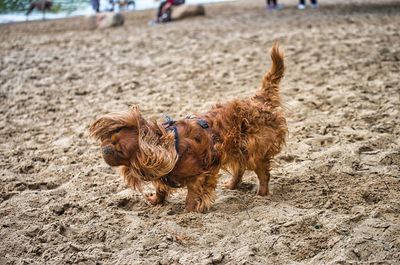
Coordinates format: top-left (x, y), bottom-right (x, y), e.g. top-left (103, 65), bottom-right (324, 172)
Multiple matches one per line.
top-left (225, 164), bottom-right (245, 190)
top-left (185, 171), bottom-right (218, 212)
top-left (255, 160), bottom-right (272, 196)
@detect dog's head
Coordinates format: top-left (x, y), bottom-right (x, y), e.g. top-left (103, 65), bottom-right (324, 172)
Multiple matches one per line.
top-left (89, 106), bottom-right (143, 167)
top-left (90, 106), bottom-right (178, 183)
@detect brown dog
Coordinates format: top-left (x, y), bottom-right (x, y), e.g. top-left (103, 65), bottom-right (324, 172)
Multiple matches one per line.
top-left (26, 0), bottom-right (52, 18)
top-left (90, 43), bottom-right (287, 212)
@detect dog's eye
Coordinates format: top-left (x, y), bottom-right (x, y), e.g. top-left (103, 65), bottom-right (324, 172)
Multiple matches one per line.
top-left (111, 134), bottom-right (118, 144)
top-left (115, 143), bottom-right (122, 152)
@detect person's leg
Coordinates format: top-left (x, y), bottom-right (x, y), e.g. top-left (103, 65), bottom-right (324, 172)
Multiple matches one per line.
top-left (267, 0), bottom-right (278, 9)
top-left (92, 0), bottom-right (100, 12)
top-left (158, 0), bottom-right (173, 22)
top-left (298, 0), bottom-right (305, 9)
top-left (310, 0), bottom-right (318, 7)
top-left (157, 1), bottom-right (167, 21)
top-left (109, 0), bottom-right (115, 11)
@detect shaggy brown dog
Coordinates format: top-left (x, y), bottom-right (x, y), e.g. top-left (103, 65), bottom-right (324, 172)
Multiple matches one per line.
top-left (90, 43), bottom-right (287, 212)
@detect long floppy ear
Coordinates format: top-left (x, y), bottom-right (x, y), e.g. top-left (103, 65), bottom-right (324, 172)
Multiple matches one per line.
top-left (89, 105), bottom-right (144, 140)
top-left (132, 123), bottom-right (178, 181)
top-left (120, 165), bottom-right (143, 192)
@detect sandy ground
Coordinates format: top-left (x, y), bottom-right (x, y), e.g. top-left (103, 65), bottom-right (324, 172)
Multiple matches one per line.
top-left (1, 0), bottom-right (399, 264)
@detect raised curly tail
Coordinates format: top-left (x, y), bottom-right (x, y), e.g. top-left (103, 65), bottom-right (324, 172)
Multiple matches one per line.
top-left (259, 43), bottom-right (285, 109)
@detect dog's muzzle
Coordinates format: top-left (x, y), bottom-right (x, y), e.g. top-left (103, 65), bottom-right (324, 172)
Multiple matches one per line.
top-left (101, 145), bottom-right (123, 167)
top-left (102, 146), bottom-right (114, 156)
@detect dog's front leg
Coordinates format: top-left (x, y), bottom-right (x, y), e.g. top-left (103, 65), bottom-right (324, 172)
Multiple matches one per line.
top-left (185, 171), bottom-right (218, 212)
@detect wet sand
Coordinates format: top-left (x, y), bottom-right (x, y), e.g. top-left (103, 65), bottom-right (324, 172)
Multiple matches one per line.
top-left (0, 0), bottom-right (399, 264)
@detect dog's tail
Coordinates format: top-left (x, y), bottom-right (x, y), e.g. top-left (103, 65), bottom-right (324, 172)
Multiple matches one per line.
top-left (258, 43), bottom-right (285, 109)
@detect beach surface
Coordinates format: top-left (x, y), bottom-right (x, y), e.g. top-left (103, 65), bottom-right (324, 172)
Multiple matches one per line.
top-left (0, 0), bottom-right (399, 264)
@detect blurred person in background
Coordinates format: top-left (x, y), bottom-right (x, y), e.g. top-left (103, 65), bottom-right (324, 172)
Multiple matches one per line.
top-left (298, 0), bottom-right (318, 9)
top-left (154, 0), bottom-right (185, 23)
top-left (91, 0), bottom-right (100, 12)
top-left (266, 0), bottom-right (279, 10)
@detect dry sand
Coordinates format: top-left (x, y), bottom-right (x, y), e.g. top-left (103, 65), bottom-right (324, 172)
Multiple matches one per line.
top-left (0, 0), bottom-right (399, 264)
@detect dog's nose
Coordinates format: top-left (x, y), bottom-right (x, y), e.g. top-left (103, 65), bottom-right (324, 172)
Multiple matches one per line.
top-left (102, 146), bottom-right (114, 156)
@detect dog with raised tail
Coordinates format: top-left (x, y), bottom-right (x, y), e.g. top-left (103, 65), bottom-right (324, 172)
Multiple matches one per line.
top-left (90, 43), bottom-right (288, 212)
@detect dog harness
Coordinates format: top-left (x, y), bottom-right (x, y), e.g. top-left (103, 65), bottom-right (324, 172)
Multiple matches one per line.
top-left (163, 115), bottom-right (180, 153)
top-left (161, 115), bottom-right (209, 188)
top-left (162, 115), bottom-right (209, 153)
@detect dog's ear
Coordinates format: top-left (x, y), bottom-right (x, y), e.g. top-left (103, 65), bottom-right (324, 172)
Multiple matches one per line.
top-left (132, 123), bottom-right (178, 181)
top-left (89, 105), bottom-right (143, 141)
top-left (120, 166), bottom-right (143, 192)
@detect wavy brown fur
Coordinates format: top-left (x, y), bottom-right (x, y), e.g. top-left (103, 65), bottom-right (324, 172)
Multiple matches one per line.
top-left (90, 107), bottom-right (178, 182)
top-left (90, 43), bottom-right (287, 212)
top-left (134, 122), bottom-right (178, 181)
top-left (203, 43), bottom-right (287, 196)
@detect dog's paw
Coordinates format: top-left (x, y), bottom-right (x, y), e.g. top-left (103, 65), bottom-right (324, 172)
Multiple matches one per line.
top-left (145, 193), bottom-right (162, 206)
top-left (256, 189), bottom-right (272, 199)
top-left (224, 179), bottom-right (241, 190)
